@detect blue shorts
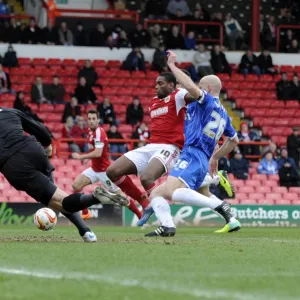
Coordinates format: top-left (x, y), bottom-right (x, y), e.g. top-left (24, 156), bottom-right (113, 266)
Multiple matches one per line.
top-left (170, 146), bottom-right (209, 190)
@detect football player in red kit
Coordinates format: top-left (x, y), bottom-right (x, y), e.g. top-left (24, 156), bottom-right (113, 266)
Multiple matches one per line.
top-left (71, 110), bottom-right (144, 220)
top-left (107, 72), bottom-right (195, 204)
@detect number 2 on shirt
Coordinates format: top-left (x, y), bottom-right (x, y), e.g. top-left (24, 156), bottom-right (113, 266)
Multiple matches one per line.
top-left (203, 111), bottom-right (226, 141)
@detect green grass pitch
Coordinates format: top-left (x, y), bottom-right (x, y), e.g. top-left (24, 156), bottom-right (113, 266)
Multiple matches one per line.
top-left (0, 226), bottom-right (299, 300)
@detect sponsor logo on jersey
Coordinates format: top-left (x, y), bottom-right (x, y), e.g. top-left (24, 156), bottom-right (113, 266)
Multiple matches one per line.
top-left (164, 96), bottom-right (170, 103)
top-left (150, 106), bottom-right (169, 118)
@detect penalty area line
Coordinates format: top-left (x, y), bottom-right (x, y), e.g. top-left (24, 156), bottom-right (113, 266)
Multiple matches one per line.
top-left (0, 267), bottom-right (262, 300)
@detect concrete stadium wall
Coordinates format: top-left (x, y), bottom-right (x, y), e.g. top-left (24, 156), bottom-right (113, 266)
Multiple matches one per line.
top-left (0, 44), bottom-right (300, 66)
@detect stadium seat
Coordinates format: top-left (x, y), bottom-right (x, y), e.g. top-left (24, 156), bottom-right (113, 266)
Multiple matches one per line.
top-left (239, 186), bottom-right (255, 193)
top-left (62, 59), bottom-right (77, 67)
top-left (248, 193), bottom-right (262, 201)
top-left (289, 187), bottom-right (300, 195)
top-left (228, 199), bottom-right (240, 205)
top-left (255, 186), bottom-right (271, 193)
top-left (119, 124), bottom-right (133, 134)
top-left (275, 199), bottom-right (291, 205)
top-left (241, 199), bottom-right (257, 204)
top-left (18, 57), bottom-right (31, 66)
top-left (32, 58), bottom-right (47, 66)
top-left (268, 174), bottom-right (279, 181)
top-left (257, 199), bottom-right (274, 205)
top-left (272, 186), bottom-right (288, 194)
top-left (251, 174), bottom-right (267, 181)
top-left (284, 193), bottom-right (298, 201)
top-left (246, 180), bottom-right (260, 187)
top-left (107, 60), bottom-right (122, 69)
top-left (266, 193), bottom-right (281, 201)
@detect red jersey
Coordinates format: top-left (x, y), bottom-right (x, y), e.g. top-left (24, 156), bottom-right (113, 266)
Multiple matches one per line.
top-left (88, 126), bottom-right (111, 172)
top-left (149, 88), bottom-right (187, 148)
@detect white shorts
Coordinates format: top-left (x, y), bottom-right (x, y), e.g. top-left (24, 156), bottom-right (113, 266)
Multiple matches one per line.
top-left (124, 143), bottom-right (180, 176)
top-left (82, 167), bottom-right (119, 193)
top-left (200, 173), bottom-right (220, 188)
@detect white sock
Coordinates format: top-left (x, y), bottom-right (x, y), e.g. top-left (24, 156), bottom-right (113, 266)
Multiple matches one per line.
top-left (172, 188), bottom-right (223, 209)
top-left (151, 197), bottom-right (175, 228)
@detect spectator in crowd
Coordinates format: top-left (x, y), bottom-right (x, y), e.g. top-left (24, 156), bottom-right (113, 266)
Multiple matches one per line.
top-left (74, 22), bottom-right (88, 46)
top-left (23, 17), bottom-right (41, 44)
top-left (5, 18), bottom-right (21, 44)
top-left (62, 96), bottom-right (81, 123)
top-left (123, 47), bottom-right (146, 71)
top-left (218, 156), bottom-right (231, 173)
top-left (193, 3), bottom-right (210, 21)
top-left (224, 13), bottom-right (243, 50)
top-left (278, 148), bottom-right (300, 187)
top-left (290, 75), bottom-right (300, 100)
top-left (287, 127), bottom-right (300, 168)
top-left (192, 44), bottom-right (213, 78)
top-left (237, 121), bottom-right (260, 156)
top-left (58, 21), bottom-right (73, 45)
top-left (74, 77), bottom-right (97, 105)
top-left (152, 43), bottom-right (168, 72)
top-left (130, 23), bottom-right (150, 48)
top-left (90, 23), bottom-right (107, 47)
top-left (170, 8), bottom-right (185, 21)
top-left (262, 141), bottom-right (280, 160)
top-left (78, 59), bottom-right (98, 88)
top-left (165, 25), bottom-right (185, 49)
top-left (167, 0), bottom-right (190, 18)
top-left (239, 49), bottom-right (260, 76)
top-left (31, 76), bottom-right (49, 104)
top-left (276, 72), bottom-right (292, 100)
top-left (258, 151), bottom-right (278, 174)
top-left (279, 8), bottom-right (296, 25)
top-left (114, 0), bottom-right (126, 10)
top-left (131, 122), bottom-right (150, 142)
top-left (0, 0), bottom-right (9, 15)
top-left (0, 63), bottom-right (12, 94)
top-left (106, 35), bottom-right (116, 49)
top-left (211, 12), bottom-right (224, 39)
top-left (257, 49), bottom-right (277, 75)
top-left (2, 44), bottom-right (18, 68)
top-left (19, 22), bottom-right (27, 44)
top-left (69, 116), bottom-right (88, 153)
top-left (106, 124), bottom-right (126, 160)
top-left (288, 39), bottom-right (300, 53)
top-left (62, 116), bottom-right (82, 154)
top-left (281, 29), bottom-right (294, 52)
top-left (149, 24), bottom-right (165, 49)
top-left (262, 16), bottom-right (276, 49)
top-left (144, 0), bottom-right (167, 20)
top-left (126, 96), bottom-right (144, 125)
top-left (210, 45), bottom-right (231, 75)
top-left (47, 76), bottom-right (65, 104)
top-left (118, 30), bottom-right (130, 48)
top-left (230, 150), bottom-right (249, 179)
top-left (13, 92), bottom-right (42, 122)
top-left (185, 31), bottom-right (197, 50)
top-left (97, 97), bottom-right (117, 125)
top-left (42, 19), bottom-right (59, 45)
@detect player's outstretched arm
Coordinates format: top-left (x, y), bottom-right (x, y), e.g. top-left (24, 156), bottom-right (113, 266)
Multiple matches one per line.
top-left (209, 135), bottom-right (239, 176)
top-left (17, 109), bottom-right (52, 147)
top-left (167, 50), bottom-right (202, 101)
top-left (72, 147), bottom-right (103, 160)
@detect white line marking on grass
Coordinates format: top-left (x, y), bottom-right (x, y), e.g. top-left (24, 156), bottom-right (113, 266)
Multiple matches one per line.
top-left (0, 267), bottom-right (270, 300)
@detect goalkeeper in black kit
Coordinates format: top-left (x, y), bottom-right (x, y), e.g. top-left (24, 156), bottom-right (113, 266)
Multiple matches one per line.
top-left (0, 107), bottom-right (127, 242)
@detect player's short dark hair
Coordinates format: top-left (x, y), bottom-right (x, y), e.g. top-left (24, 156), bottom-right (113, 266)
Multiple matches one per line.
top-left (180, 69), bottom-right (191, 78)
top-left (87, 109), bottom-right (99, 118)
top-left (160, 72), bottom-right (177, 87)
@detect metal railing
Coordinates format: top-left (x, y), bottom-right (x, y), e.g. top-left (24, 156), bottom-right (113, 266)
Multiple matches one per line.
top-left (53, 138), bottom-right (270, 160)
top-left (144, 20), bottom-right (223, 46)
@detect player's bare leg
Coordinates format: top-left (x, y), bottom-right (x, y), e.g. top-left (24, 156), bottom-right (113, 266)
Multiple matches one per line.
top-left (72, 174), bottom-right (93, 220)
top-left (107, 156), bottom-right (149, 210)
top-left (145, 176), bottom-right (240, 236)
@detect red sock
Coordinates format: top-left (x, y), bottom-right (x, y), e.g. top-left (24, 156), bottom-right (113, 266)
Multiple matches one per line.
top-left (145, 183), bottom-right (156, 197)
top-left (82, 208), bottom-right (89, 215)
top-left (114, 176), bottom-right (149, 209)
top-left (128, 199), bottom-right (142, 219)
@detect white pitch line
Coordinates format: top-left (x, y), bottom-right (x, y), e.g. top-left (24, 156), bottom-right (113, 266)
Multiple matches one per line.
top-left (0, 267), bottom-right (273, 300)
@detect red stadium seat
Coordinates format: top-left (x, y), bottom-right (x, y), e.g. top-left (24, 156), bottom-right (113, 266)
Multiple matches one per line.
top-left (48, 58), bottom-right (62, 66)
top-left (266, 193), bottom-right (281, 200)
top-left (147, 71), bottom-right (159, 79)
top-left (131, 71), bottom-right (146, 79)
top-left (272, 186), bottom-right (288, 194)
top-left (245, 74), bottom-right (259, 82)
top-left (289, 187), bottom-right (300, 195)
top-left (107, 60), bottom-right (121, 69)
top-left (62, 59), bottom-right (77, 67)
top-left (275, 199), bottom-right (291, 205)
top-left (260, 74), bottom-right (273, 82)
top-left (272, 136), bottom-right (286, 146)
top-left (255, 186), bottom-right (271, 193)
top-left (228, 199), bottom-right (240, 205)
top-left (54, 104), bottom-right (65, 113)
top-left (231, 74), bottom-right (244, 81)
top-left (284, 193), bottom-right (298, 201)
top-left (18, 57), bottom-right (32, 66)
top-left (279, 109), bottom-right (296, 118)
top-left (32, 58), bottom-right (47, 66)
top-left (235, 193), bottom-right (247, 201)
top-left (257, 199), bottom-right (274, 205)
top-left (280, 65), bottom-right (293, 72)
top-left (251, 174), bottom-right (267, 181)
top-left (93, 60), bottom-right (106, 68)
top-left (239, 186), bottom-right (255, 193)
top-left (248, 193), bottom-right (262, 201)
top-left (39, 104), bottom-right (54, 112)
top-left (245, 180), bottom-right (260, 187)
top-left (292, 200), bottom-right (300, 205)
top-left (241, 199), bottom-right (258, 204)
top-left (118, 124), bottom-right (133, 134)
top-left (285, 101), bottom-right (299, 108)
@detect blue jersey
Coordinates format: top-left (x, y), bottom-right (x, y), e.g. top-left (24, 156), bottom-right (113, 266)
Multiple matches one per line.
top-left (184, 90), bottom-right (236, 158)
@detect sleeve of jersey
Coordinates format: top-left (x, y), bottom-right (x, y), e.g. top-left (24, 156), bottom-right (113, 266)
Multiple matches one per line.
top-left (223, 116), bottom-right (237, 140)
top-left (94, 128), bottom-right (105, 149)
top-left (175, 89), bottom-right (188, 115)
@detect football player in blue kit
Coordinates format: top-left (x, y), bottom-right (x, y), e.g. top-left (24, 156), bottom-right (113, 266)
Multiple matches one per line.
top-left (145, 51), bottom-right (241, 237)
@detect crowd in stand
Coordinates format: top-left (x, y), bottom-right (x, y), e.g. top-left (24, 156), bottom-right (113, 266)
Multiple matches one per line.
top-left (0, 0), bottom-right (300, 51)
